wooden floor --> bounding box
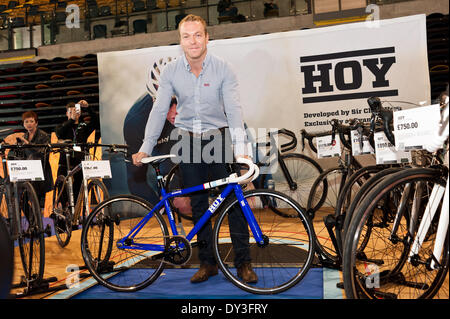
[11,227,91,299]
[9,210,449,299]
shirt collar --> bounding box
[182,52,211,72]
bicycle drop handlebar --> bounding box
[367,96,396,146]
[0,142,129,159]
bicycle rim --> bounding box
[262,153,322,211]
[213,189,315,294]
[52,177,72,247]
[82,179,109,224]
[307,167,345,262]
[344,168,449,299]
[81,195,169,292]
[17,182,45,284]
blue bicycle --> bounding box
[81,156,315,294]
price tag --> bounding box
[82,160,112,179]
[374,131,411,164]
[393,104,441,151]
[8,160,44,182]
[316,135,342,159]
[351,130,374,156]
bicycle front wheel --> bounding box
[343,168,449,299]
[17,182,45,284]
[52,175,72,247]
[213,189,315,294]
[306,167,346,261]
[259,153,323,212]
[81,195,169,292]
[81,178,109,223]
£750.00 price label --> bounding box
[393,104,441,151]
[8,160,44,182]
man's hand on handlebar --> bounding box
[132,152,149,167]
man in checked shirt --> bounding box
[132,14,257,284]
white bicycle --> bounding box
[342,96,449,299]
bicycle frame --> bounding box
[0,176,20,240]
[0,154,26,241]
[116,176,264,252]
[408,171,448,270]
[54,149,98,226]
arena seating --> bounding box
[0,53,99,135]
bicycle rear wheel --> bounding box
[213,189,315,294]
[165,164,194,222]
[81,178,109,224]
[334,165,386,254]
[81,195,169,292]
[17,182,45,285]
[306,167,346,261]
[259,153,323,214]
[343,168,449,299]
[52,175,72,247]
[341,167,404,242]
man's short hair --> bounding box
[178,14,208,35]
[66,102,76,109]
[22,111,38,122]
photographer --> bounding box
[55,100,99,197]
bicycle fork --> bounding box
[409,178,448,269]
[232,184,266,247]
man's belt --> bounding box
[185,127,228,138]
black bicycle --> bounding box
[0,142,47,293]
[50,142,128,247]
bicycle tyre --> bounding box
[258,152,323,214]
[165,164,195,222]
[81,178,110,224]
[306,167,346,261]
[17,182,45,284]
[52,175,72,247]
[213,189,315,294]
[342,167,404,242]
[343,168,449,299]
[81,195,169,292]
[334,165,387,254]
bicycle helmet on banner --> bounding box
[146,56,177,100]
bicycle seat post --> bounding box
[152,163,166,195]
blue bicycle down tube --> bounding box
[233,184,264,245]
[185,183,235,242]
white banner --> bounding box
[98,14,429,144]
[97,14,430,194]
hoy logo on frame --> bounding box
[300,47,398,104]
